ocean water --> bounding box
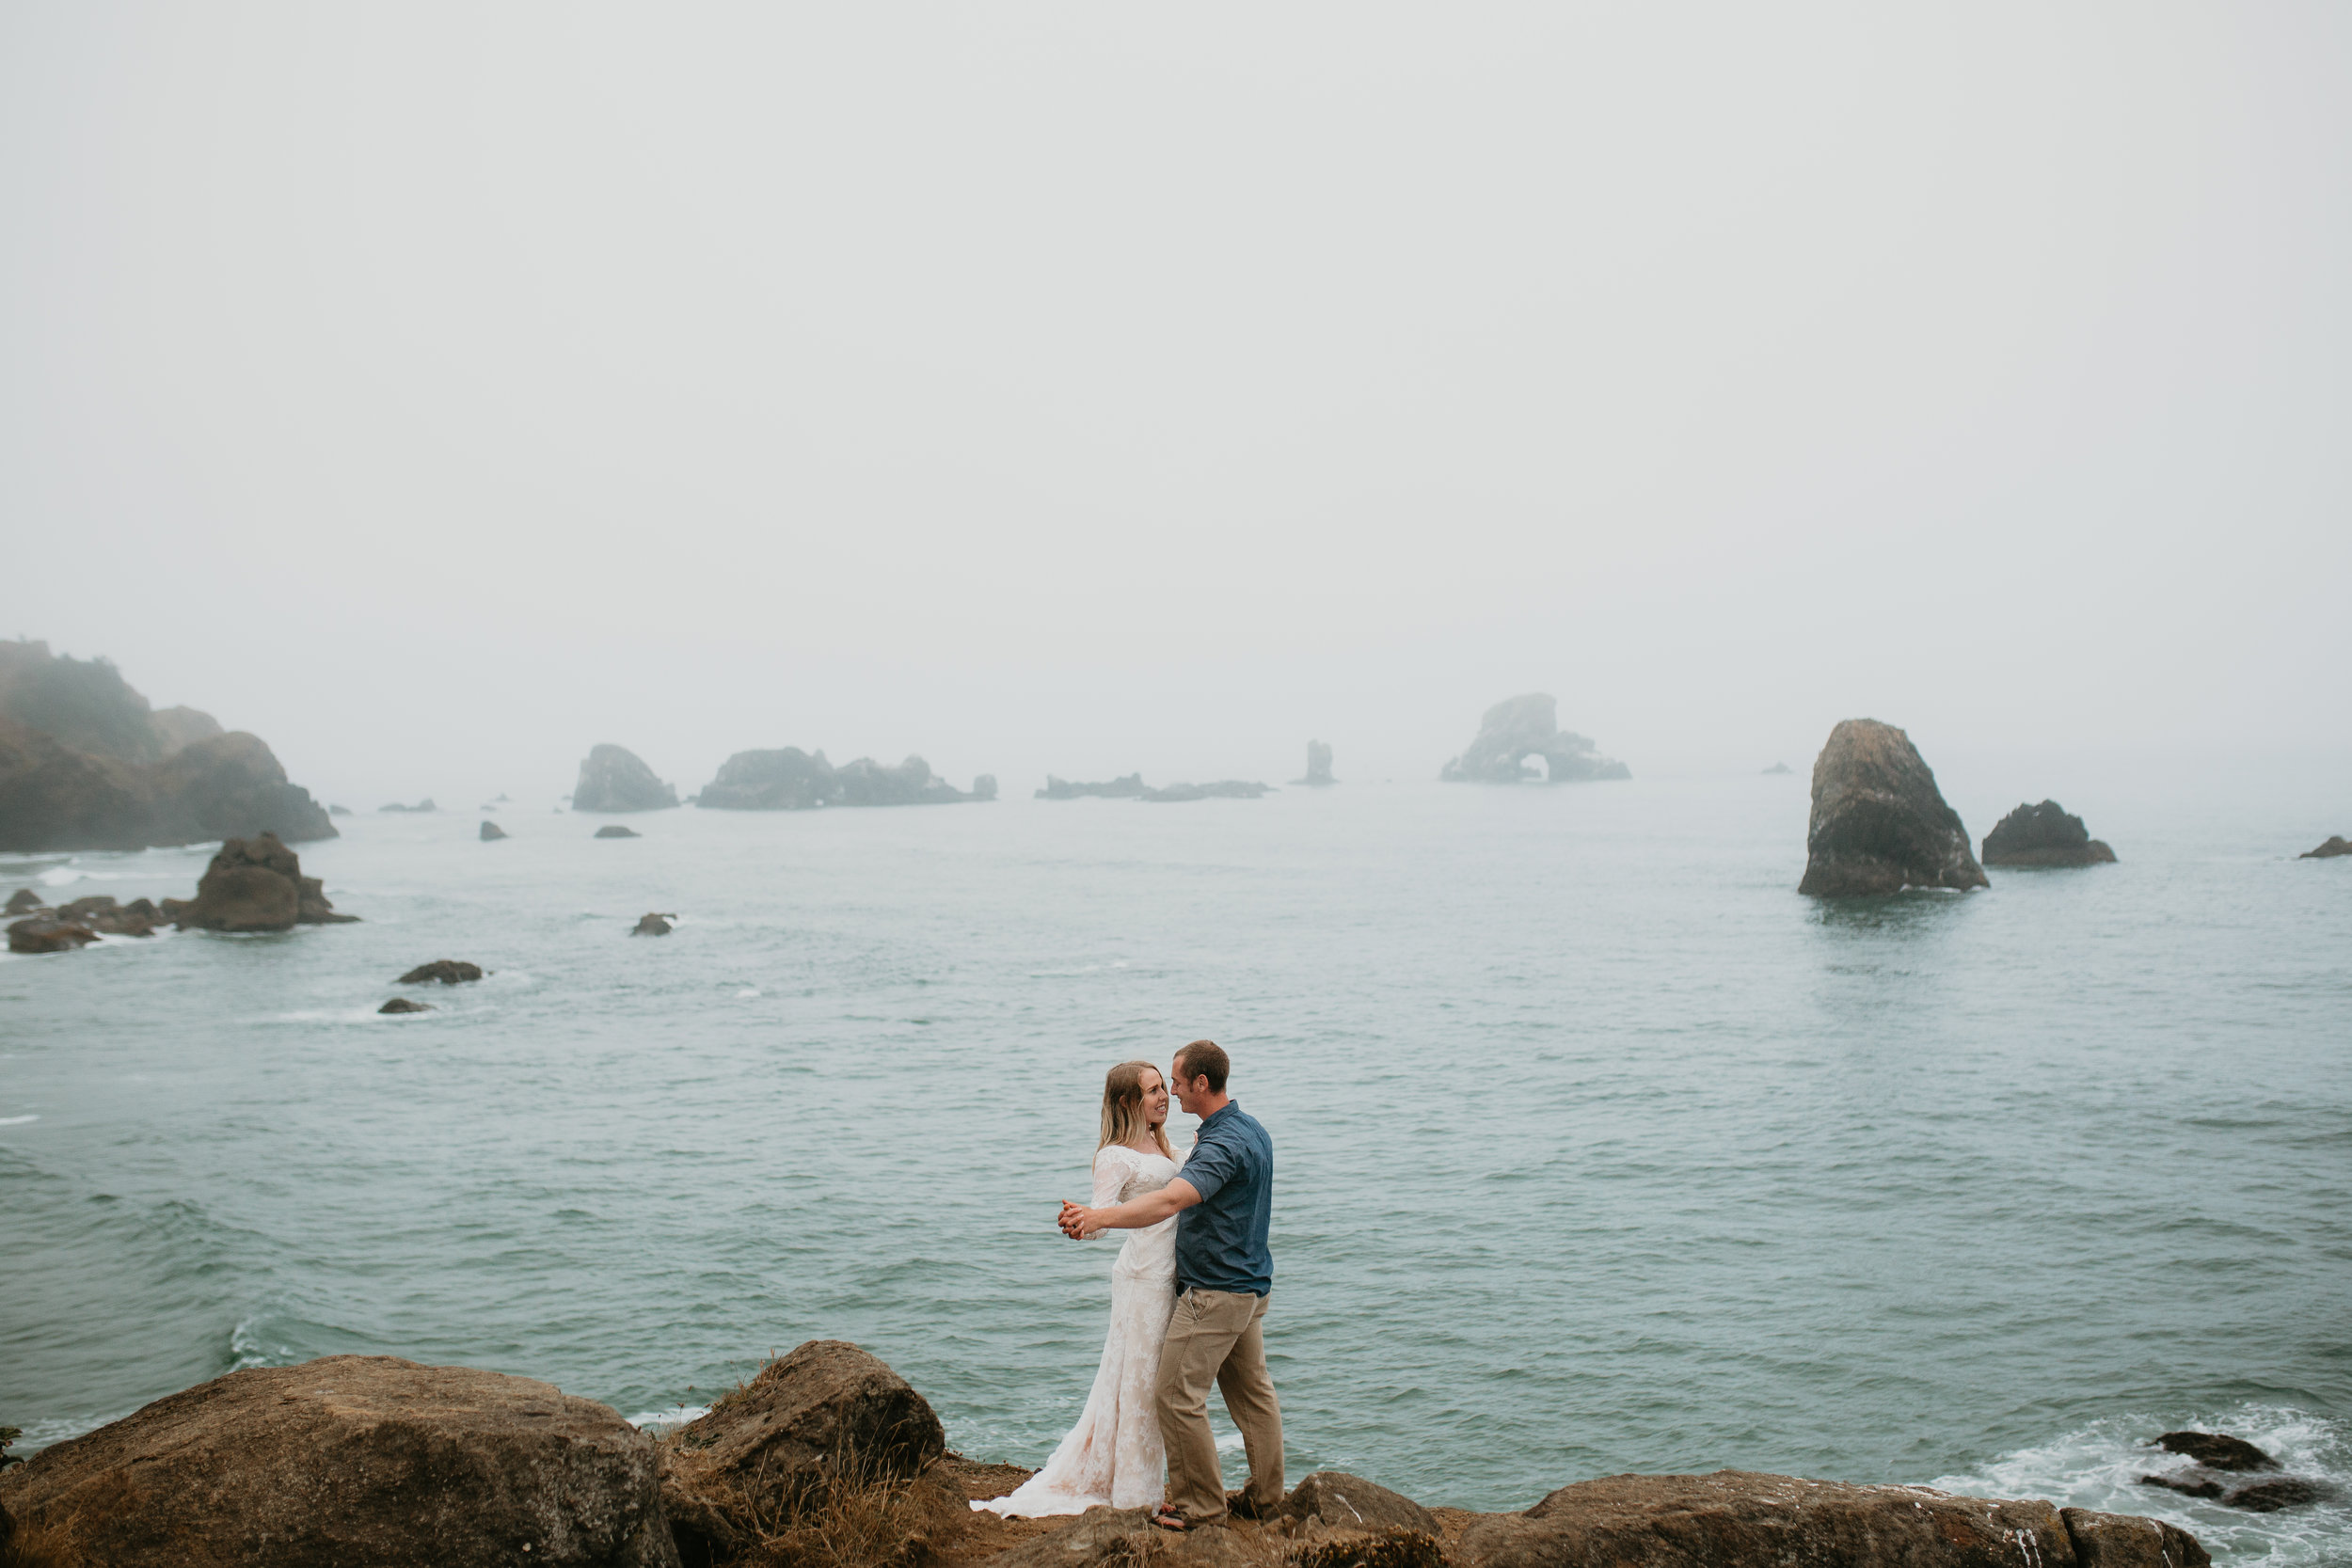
[3,777,2347,1563]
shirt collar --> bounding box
[1200,1100,1239,1131]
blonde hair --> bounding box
[1098,1059,1174,1160]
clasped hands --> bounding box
[1057,1200,1103,1240]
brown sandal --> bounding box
[1152,1507,1193,1533]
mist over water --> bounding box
[6,776,2346,1561]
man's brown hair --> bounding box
[1173,1038,1230,1094]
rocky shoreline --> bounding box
[0,1342,2222,1568]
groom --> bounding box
[1058,1038,1281,1531]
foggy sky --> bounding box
[5,5,2347,808]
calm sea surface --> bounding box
[4,777,2347,1562]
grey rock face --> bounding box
[2300,835,2351,859]
[1981,800,2117,867]
[481,820,509,841]
[1797,720,1987,896]
[1440,694,1629,784]
[572,744,678,813]
[698,748,988,809]
[0,1354,678,1568]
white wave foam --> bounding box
[628,1403,711,1432]
[736,988,761,998]
[1932,1405,2349,1566]
[0,1114,39,1125]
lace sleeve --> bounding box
[1089,1148,1131,1227]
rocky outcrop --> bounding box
[1456,1471,2206,1568]
[8,915,99,954]
[0,644,335,851]
[0,1354,678,1567]
[481,820,509,841]
[2063,1508,2219,1567]
[1143,781,1270,801]
[596,825,642,838]
[379,997,435,1014]
[1441,695,1629,784]
[2138,1429,2335,1513]
[658,1340,946,1568]
[380,798,437,813]
[400,959,485,984]
[1798,721,1987,896]
[632,913,675,936]
[1981,800,2117,867]
[2300,835,2350,859]
[1282,1471,1438,1535]
[168,833,357,931]
[1038,774,1147,800]
[1296,741,1335,787]
[5,888,40,915]
[698,750,992,810]
[573,745,679,814]
[148,705,224,756]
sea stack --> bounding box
[167,833,358,931]
[1440,694,1629,783]
[1798,720,1987,896]
[479,820,508,841]
[1981,800,2116,867]
[1300,740,1335,786]
[2300,836,2350,859]
[571,744,678,813]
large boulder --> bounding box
[1981,800,2116,867]
[596,824,642,839]
[8,915,99,955]
[481,820,510,841]
[1456,1472,2205,1568]
[148,731,337,846]
[2300,835,2350,859]
[1798,720,1988,896]
[1440,695,1629,784]
[178,834,304,931]
[1282,1472,1438,1535]
[0,1354,678,1567]
[573,745,679,813]
[658,1340,945,1567]
[399,959,485,984]
[5,887,40,914]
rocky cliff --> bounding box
[574,744,680,813]
[699,749,993,809]
[0,1344,2215,1568]
[1981,800,2117,867]
[1798,720,1987,896]
[0,641,334,851]
[1441,695,1629,784]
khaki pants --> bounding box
[1155,1287,1282,1525]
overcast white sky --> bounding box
[5,5,2346,804]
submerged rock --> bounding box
[631,912,674,936]
[1038,773,1147,800]
[1295,741,1336,787]
[658,1340,945,1568]
[2156,1432,2277,1472]
[2300,835,2350,859]
[595,824,642,839]
[1797,720,1987,896]
[58,895,157,937]
[572,744,679,814]
[1142,780,1269,801]
[1981,800,2117,867]
[398,959,485,985]
[698,748,992,810]
[2222,1479,2331,1512]
[1457,1471,2207,1568]
[0,1354,677,1568]
[480,820,509,841]
[378,997,435,1014]
[7,915,99,955]
[6,887,43,915]
[1440,694,1629,784]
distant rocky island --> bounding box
[1037,773,1146,800]
[698,748,995,809]
[2302,835,2350,859]
[573,743,678,812]
[1981,800,2117,867]
[1294,740,1334,786]
[0,640,334,852]
[1440,694,1629,783]
[1035,773,1271,801]
[1799,720,1988,896]
[1143,780,1268,801]
[0,1339,2217,1568]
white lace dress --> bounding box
[974,1141,1187,1515]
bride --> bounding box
[975,1060,1189,1516]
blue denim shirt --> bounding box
[1174,1101,1273,1296]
